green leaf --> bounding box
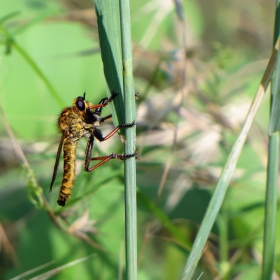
[94,0,137,279]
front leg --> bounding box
[89,91,118,115]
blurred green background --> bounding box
[0,0,278,279]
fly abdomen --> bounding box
[57,139,78,206]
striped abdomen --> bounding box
[57,139,78,206]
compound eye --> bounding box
[76,97,85,111]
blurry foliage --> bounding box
[0,0,279,279]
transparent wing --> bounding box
[49,134,65,192]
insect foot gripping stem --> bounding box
[120,151,139,160]
[119,120,136,128]
[108,151,139,163]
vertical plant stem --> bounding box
[262,135,279,280]
[94,0,137,278]
[119,0,137,279]
[218,207,229,280]
[262,3,280,278]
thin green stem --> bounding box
[94,0,137,278]
[262,135,279,280]
[119,0,137,279]
[261,4,280,277]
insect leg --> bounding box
[84,130,138,172]
[94,120,136,142]
[100,114,112,123]
[89,91,118,115]
[98,91,118,105]
[85,152,138,172]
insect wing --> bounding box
[50,134,65,192]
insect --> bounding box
[50,92,136,206]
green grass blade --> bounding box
[269,2,280,134]
[30,254,96,279]
[261,4,280,279]
[94,0,125,125]
[119,0,138,279]
[262,135,279,280]
[94,0,137,278]
[181,40,278,280]
[268,55,280,134]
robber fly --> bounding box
[50,92,136,206]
